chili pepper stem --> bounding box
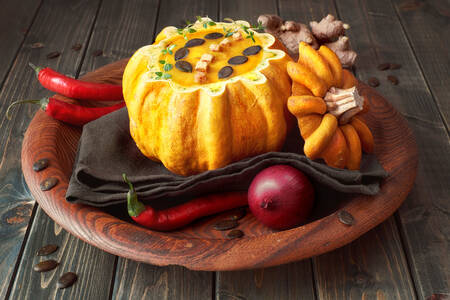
[6,98,49,120]
[28,62,43,77]
[122,173,146,217]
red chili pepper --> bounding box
[29,63,123,101]
[123,174,248,231]
[6,97,125,126]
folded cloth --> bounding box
[66,108,388,207]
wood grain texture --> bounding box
[219,0,277,22]
[0,0,41,89]
[8,208,116,300]
[79,0,160,76]
[21,34,417,274]
[112,262,212,299]
[216,261,315,300]
[0,0,102,298]
[279,1,418,298]
[335,0,450,298]
[392,0,450,129]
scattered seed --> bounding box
[185,38,205,48]
[33,259,58,272]
[37,244,58,256]
[337,210,354,226]
[57,272,78,289]
[377,63,390,71]
[31,42,44,49]
[40,177,58,191]
[368,77,380,87]
[204,32,224,39]
[46,51,60,59]
[218,66,233,79]
[72,43,82,51]
[228,208,247,221]
[387,75,399,85]
[228,56,248,65]
[175,60,193,73]
[174,47,189,60]
[227,229,244,239]
[213,219,238,231]
[243,45,262,56]
[389,63,401,70]
[33,158,49,172]
[92,49,103,57]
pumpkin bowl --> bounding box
[21,59,417,271]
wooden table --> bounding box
[0,0,448,299]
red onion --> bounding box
[248,165,315,230]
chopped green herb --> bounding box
[159,60,165,64]
[162,73,172,79]
[164,63,173,72]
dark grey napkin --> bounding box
[66,107,388,207]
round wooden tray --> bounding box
[22,59,417,271]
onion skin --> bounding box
[248,165,315,230]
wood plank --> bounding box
[216,0,315,298]
[278,0,418,299]
[216,262,315,300]
[83,0,218,298]
[391,0,450,129]
[333,0,450,298]
[0,0,41,89]
[314,218,416,299]
[79,0,159,75]
[8,208,116,299]
[112,262,212,299]
[0,0,108,298]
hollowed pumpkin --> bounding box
[123,18,292,176]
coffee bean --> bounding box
[185,38,205,48]
[204,32,224,39]
[46,51,60,59]
[72,43,82,51]
[33,259,58,272]
[228,56,248,65]
[227,229,244,239]
[57,272,78,289]
[174,47,189,60]
[37,244,58,256]
[92,49,103,57]
[426,294,450,300]
[31,42,44,49]
[387,75,399,85]
[213,219,238,231]
[218,66,233,79]
[337,210,354,226]
[40,177,58,191]
[243,45,262,56]
[228,208,247,221]
[175,60,192,73]
[368,77,380,87]
[33,158,49,172]
[377,63,390,71]
[389,63,401,70]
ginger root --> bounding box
[259,14,357,67]
[310,14,349,42]
[325,36,357,68]
[258,14,318,59]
